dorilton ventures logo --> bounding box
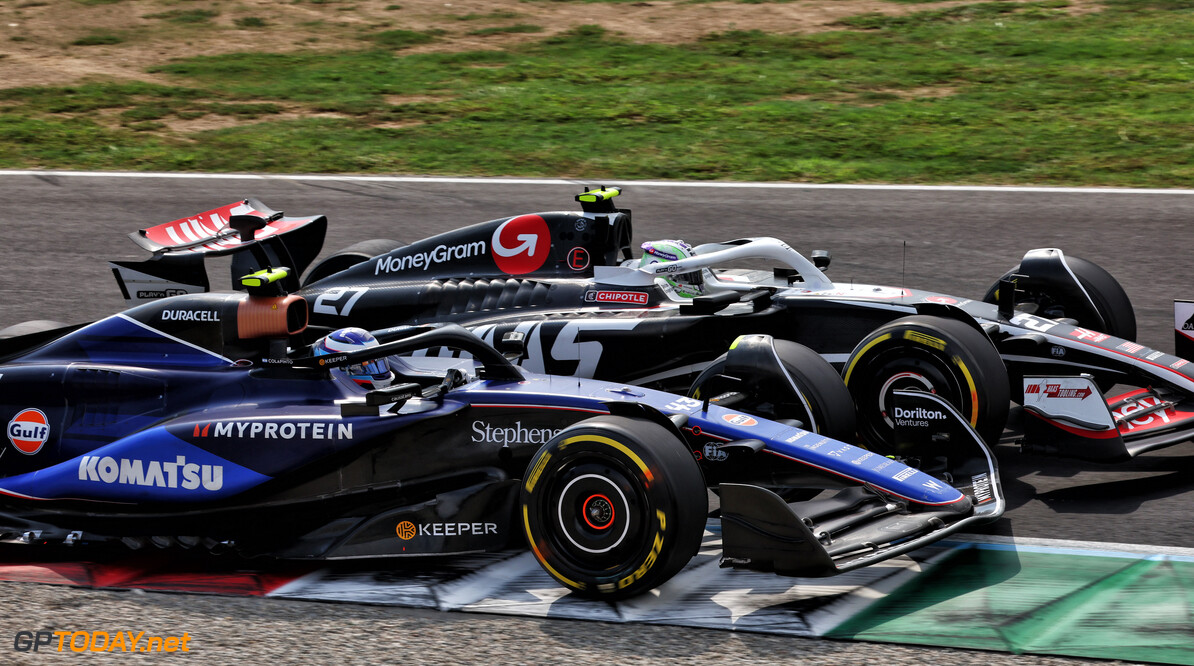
[892,406,946,427]
[893,407,946,420]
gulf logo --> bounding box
[7,408,50,455]
[722,413,758,427]
[492,215,550,274]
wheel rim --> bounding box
[856,348,965,445]
[876,371,935,428]
[542,454,647,572]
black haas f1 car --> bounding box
[0,266,1002,599]
[106,188,1193,464]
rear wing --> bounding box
[109,198,327,306]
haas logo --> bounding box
[492,215,550,274]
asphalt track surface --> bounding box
[0,172,1190,663]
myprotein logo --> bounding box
[7,409,49,455]
[193,421,353,440]
[492,215,550,274]
[584,290,649,306]
[374,240,487,275]
[161,310,219,322]
[78,455,223,491]
[395,520,498,539]
[893,406,945,427]
[471,421,562,445]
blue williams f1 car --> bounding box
[0,273,1002,598]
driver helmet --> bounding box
[638,239,704,298]
[315,327,394,389]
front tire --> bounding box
[982,254,1136,341]
[688,340,855,443]
[843,315,1009,450]
[520,415,706,600]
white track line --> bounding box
[2,170,1194,194]
[955,533,1194,559]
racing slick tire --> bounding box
[982,255,1136,342]
[843,315,1009,451]
[688,340,855,443]
[301,239,407,287]
[520,415,706,600]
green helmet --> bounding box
[638,240,704,298]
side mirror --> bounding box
[810,250,831,270]
[498,330,527,361]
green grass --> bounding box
[234,17,268,28]
[365,29,437,48]
[71,32,124,45]
[5,1,1194,185]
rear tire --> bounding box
[301,239,406,287]
[982,255,1136,341]
[688,340,855,443]
[520,415,706,600]
[843,315,1009,451]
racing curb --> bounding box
[0,526,1190,664]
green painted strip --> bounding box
[827,545,1194,665]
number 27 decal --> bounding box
[313,287,370,317]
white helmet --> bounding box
[638,240,704,298]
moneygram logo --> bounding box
[492,215,549,274]
[374,241,487,274]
